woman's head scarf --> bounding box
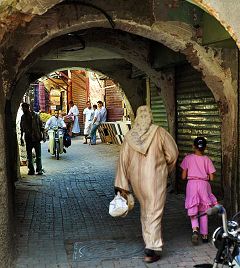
[125,105,158,155]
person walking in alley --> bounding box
[90,104,100,145]
[68,101,80,137]
[20,102,45,175]
[181,137,218,245]
[114,105,178,263]
[83,101,94,144]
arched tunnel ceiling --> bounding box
[27,28,182,78]
[42,47,123,62]
[31,58,131,77]
[27,29,140,76]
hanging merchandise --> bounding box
[38,82,45,112]
[34,84,39,112]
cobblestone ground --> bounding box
[15,137,217,268]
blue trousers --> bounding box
[90,123,99,144]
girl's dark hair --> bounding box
[194,137,207,151]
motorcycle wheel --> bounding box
[56,142,60,160]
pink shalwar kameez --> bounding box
[181,154,218,235]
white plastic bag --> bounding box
[109,192,128,217]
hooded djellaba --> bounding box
[114,105,178,263]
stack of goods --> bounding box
[39,112,51,123]
[98,123,119,144]
[98,121,131,145]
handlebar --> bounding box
[197,205,229,235]
[47,127,65,131]
[207,204,225,216]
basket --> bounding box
[64,115,74,123]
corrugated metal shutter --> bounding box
[71,70,87,134]
[150,81,168,130]
[176,64,222,191]
[105,80,124,122]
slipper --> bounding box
[192,230,199,245]
[144,248,161,263]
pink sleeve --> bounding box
[207,157,216,174]
[180,156,188,170]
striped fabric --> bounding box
[34,85,39,112]
[38,82,45,112]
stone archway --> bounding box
[3,5,235,207]
[0,2,239,266]
[0,2,235,211]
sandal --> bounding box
[192,230,199,245]
[202,235,209,243]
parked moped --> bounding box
[195,205,240,268]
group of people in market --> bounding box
[18,100,107,174]
[18,101,217,264]
[52,99,107,145]
[83,100,107,145]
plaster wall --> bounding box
[192,0,240,48]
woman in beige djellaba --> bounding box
[115,105,178,263]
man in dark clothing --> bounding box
[20,103,45,175]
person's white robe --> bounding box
[68,105,80,134]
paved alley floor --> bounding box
[15,137,217,268]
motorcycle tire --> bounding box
[56,142,60,160]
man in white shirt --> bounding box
[45,110,66,130]
[68,101,80,136]
[97,100,107,122]
[90,104,101,145]
[83,101,94,144]
[45,110,67,153]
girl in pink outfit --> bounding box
[181,137,217,245]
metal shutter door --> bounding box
[176,64,222,191]
[150,81,168,130]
